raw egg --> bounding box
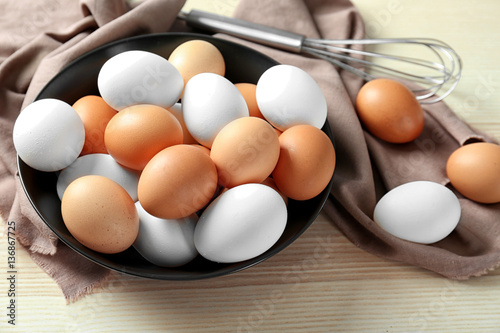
[194,183,287,263]
[138,144,218,219]
[446,142,500,204]
[256,64,327,131]
[56,153,139,201]
[356,78,424,143]
[168,39,225,91]
[97,50,183,110]
[104,104,183,170]
[210,117,280,188]
[72,95,117,155]
[133,202,198,267]
[182,72,249,147]
[61,175,139,254]
[272,124,336,201]
[13,98,85,172]
[235,83,264,119]
[374,181,461,244]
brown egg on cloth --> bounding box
[446,142,500,204]
[356,78,424,143]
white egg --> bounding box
[194,183,287,263]
[13,98,85,172]
[182,73,249,148]
[374,181,461,244]
[97,50,183,111]
[256,64,327,131]
[56,153,139,201]
[133,202,198,267]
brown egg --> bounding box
[168,40,225,91]
[356,78,424,143]
[138,144,218,219]
[446,142,500,204]
[272,125,336,201]
[210,117,280,188]
[104,104,183,170]
[235,83,264,119]
[61,175,139,254]
[72,95,117,155]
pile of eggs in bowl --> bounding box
[13,40,336,267]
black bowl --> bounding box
[17,32,334,280]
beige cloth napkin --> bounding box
[226,0,500,280]
[1,0,186,302]
[1,0,499,303]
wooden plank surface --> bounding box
[1,0,500,332]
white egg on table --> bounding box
[194,183,287,263]
[256,64,327,131]
[133,202,198,267]
[56,153,139,201]
[182,72,249,148]
[13,98,85,172]
[97,50,183,111]
[374,181,461,244]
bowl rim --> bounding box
[17,32,335,280]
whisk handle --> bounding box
[179,10,305,53]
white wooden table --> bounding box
[1,0,500,331]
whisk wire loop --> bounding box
[179,10,462,104]
[303,38,462,104]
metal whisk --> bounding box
[178,10,462,104]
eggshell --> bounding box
[194,183,287,263]
[235,83,264,119]
[182,73,249,148]
[374,181,461,244]
[138,144,218,219]
[72,95,117,155]
[356,78,424,143]
[168,39,225,92]
[104,104,183,170]
[210,117,280,188]
[190,143,211,155]
[61,175,139,254]
[261,177,288,206]
[167,102,197,144]
[133,202,198,267]
[272,125,336,201]
[13,98,85,172]
[256,64,327,131]
[56,153,139,201]
[97,50,183,110]
[446,142,500,204]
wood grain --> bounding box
[1,0,500,332]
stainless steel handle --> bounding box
[178,10,305,53]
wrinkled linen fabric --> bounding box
[0,0,186,302]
